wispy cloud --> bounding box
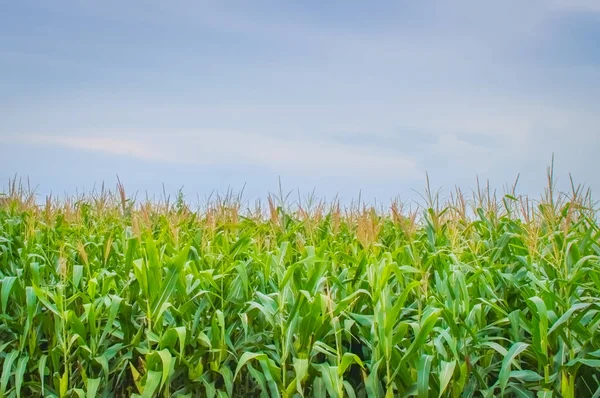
[26,135,169,161]
[4,131,421,180]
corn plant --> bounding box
[0,176,599,397]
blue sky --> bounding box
[1,1,599,204]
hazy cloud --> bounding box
[4,131,420,180]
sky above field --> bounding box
[1,1,599,204]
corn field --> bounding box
[0,177,599,397]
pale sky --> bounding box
[1,1,599,203]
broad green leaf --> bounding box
[15,355,28,398]
[339,353,364,376]
[417,354,433,398]
[439,360,456,397]
[87,378,101,398]
[1,276,17,314]
[0,350,18,396]
[499,342,529,395]
[234,352,267,380]
[141,370,162,398]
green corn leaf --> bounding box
[499,342,529,395]
[1,276,17,314]
[417,354,433,398]
[438,360,456,398]
[234,352,267,380]
[86,378,101,398]
[1,350,18,396]
[548,302,590,335]
[510,370,543,383]
[218,366,233,397]
[339,353,364,376]
[38,355,47,396]
[141,370,162,398]
[15,354,28,398]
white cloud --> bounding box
[29,135,168,161]
[3,131,421,180]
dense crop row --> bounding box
[0,179,599,397]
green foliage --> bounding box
[0,179,599,397]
